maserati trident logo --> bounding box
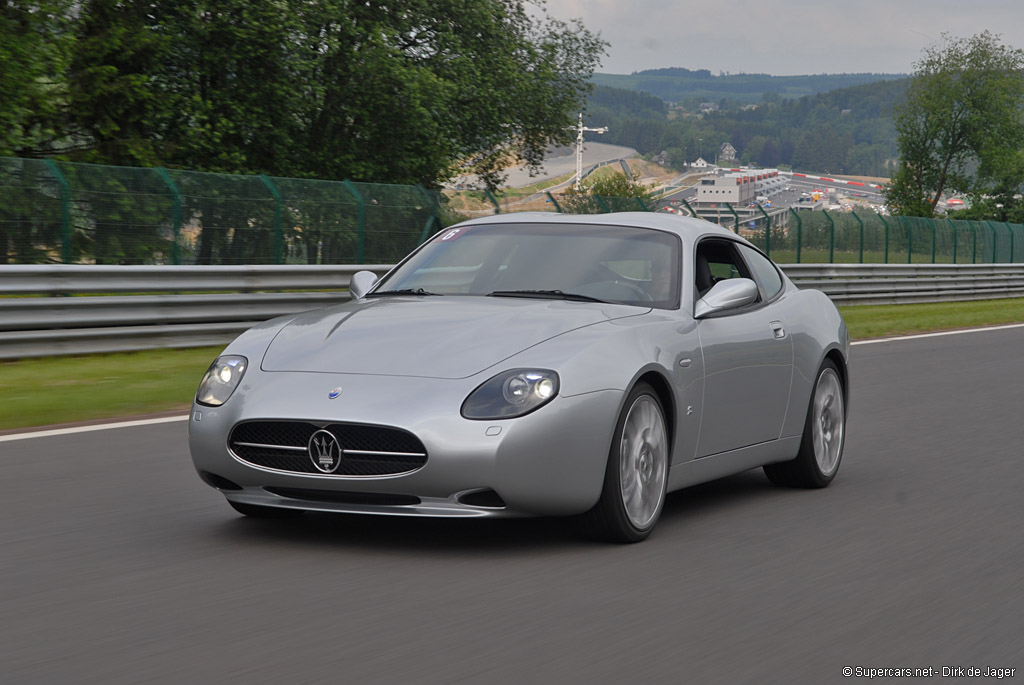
[328,387,342,399]
[308,429,342,473]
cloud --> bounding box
[539,0,1024,75]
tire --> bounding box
[228,500,305,519]
[764,359,845,488]
[582,382,670,543]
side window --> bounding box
[738,245,784,300]
[694,239,752,299]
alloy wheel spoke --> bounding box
[619,395,667,529]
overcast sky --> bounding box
[538,0,1024,76]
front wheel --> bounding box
[764,359,845,488]
[582,383,669,543]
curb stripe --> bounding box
[852,322,1024,346]
[0,415,188,443]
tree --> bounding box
[0,1,71,157]
[156,0,606,188]
[6,0,606,190]
[63,0,169,166]
[560,172,651,213]
[886,32,1024,217]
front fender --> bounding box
[782,288,849,438]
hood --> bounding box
[260,296,645,379]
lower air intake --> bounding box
[265,487,421,507]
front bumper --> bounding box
[188,371,623,517]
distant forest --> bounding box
[585,77,908,178]
[592,68,906,107]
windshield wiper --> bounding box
[365,287,441,297]
[487,289,608,303]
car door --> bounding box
[693,238,794,457]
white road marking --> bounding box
[851,322,1024,346]
[0,415,188,444]
[2,322,1023,442]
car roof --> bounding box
[453,211,749,249]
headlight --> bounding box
[461,369,559,420]
[195,355,248,407]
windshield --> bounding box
[373,222,681,309]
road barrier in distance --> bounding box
[2,263,1024,359]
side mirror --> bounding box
[694,278,759,319]
[349,270,379,300]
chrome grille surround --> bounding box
[228,420,428,477]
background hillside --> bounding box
[585,77,907,178]
[592,68,906,107]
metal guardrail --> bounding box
[0,265,389,360]
[2,264,1024,359]
[0,264,393,295]
[783,264,1024,305]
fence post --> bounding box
[595,196,611,213]
[822,209,835,263]
[789,208,802,263]
[949,219,958,264]
[43,159,72,263]
[879,213,890,263]
[415,184,440,243]
[984,221,998,262]
[342,180,366,263]
[998,222,1013,263]
[757,204,771,256]
[259,175,283,264]
[930,218,937,264]
[725,202,740,232]
[545,192,562,213]
[850,210,864,263]
[681,198,697,218]
[970,222,977,263]
[898,215,912,264]
[156,167,182,265]
[483,189,501,214]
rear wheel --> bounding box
[228,500,304,519]
[582,382,669,543]
[764,359,845,488]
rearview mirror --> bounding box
[694,278,759,319]
[349,270,379,300]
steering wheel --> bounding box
[611,279,654,302]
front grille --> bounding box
[229,421,427,476]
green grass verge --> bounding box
[839,297,1024,340]
[0,347,221,431]
[3,298,1024,431]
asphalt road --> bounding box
[3,327,1023,683]
[452,142,638,189]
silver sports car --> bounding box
[189,212,849,542]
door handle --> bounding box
[770,321,786,339]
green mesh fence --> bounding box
[0,158,66,263]
[0,157,447,265]
[57,161,177,265]
[348,182,439,263]
[268,175,361,265]
[166,169,279,265]
[755,209,1024,264]
[3,155,1024,265]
